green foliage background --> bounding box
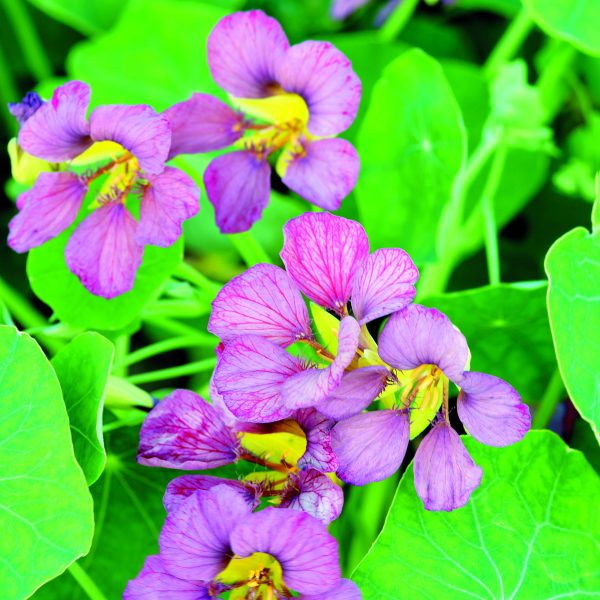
[0,0,599,598]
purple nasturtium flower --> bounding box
[137,389,343,524]
[163,10,362,233]
[207,211,531,511]
[6,82,200,298]
[125,485,361,599]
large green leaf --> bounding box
[422,283,555,404]
[545,207,600,439]
[0,326,93,599]
[65,0,230,109]
[523,0,600,57]
[27,228,182,331]
[51,333,114,485]
[353,431,600,599]
[356,48,467,263]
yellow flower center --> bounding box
[218,552,287,599]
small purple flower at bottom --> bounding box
[124,485,361,599]
[164,10,362,233]
[7,80,199,298]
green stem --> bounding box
[480,142,507,286]
[126,357,218,385]
[532,369,565,429]
[67,563,108,600]
[229,231,272,266]
[1,0,52,81]
[142,299,210,319]
[112,335,130,378]
[379,0,420,42]
[144,316,207,339]
[117,334,216,368]
[484,9,534,77]
[537,42,577,118]
[174,261,222,297]
[0,275,62,354]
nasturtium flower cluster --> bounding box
[7,83,199,298]
[164,10,362,233]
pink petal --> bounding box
[281,316,360,409]
[378,304,470,384]
[8,171,86,252]
[204,151,271,233]
[65,202,143,298]
[213,335,303,423]
[136,167,200,247]
[283,138,359,210]
[414,421,483,512]
[164,93,244,158]
[208,263,312,346]
[331,410,410,485]
[351,248,419,325]
[280,212,369,313]
[207,10,289,98]
[301,579,362,600]
[89,104,171,175]
[18,80,92,161]
[277,41,361,136]
[457,371,531,447]
[315,366,390,420]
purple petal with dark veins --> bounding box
[160,485,251,581]
[213,335,303,423]
[351,248,419,325]
[332,409,409,485]
[301,578,362,600]
[138,389,240,470]
[8,171,86,253]
[414,421,483,512]
[281,212,369,313]
[208,263,311,347]
[457,371,531,447]
[280,468,343,524]
[295,408,339,473]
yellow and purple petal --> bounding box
[18,81,92,161]
[137,167,199,247]
[8,171,86,253]
[204,150,271,233]
[229,507,341,595]
[351,248,419,325]
[282,138,359,210]
[457,371,531,447]
[331,409,410,485]
[164,93,244,158]
[213,335,303,422]
[279,468,343,525]
[208,264,312,346]
[295,408,339,473]
[160,485,252,581]
[413,421,483,512]
[65,202,143,299]
[281,213,369,313]
[378,304,470,384]
[89,104,171,175]
[276,41,361,136]
[138,389,240,470]
[207,10,289,98]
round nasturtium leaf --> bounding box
[0,326,94,600]
[545,214,600,439]
[353,431,600,599]
[27,231,183,331]
[51,332,114,485]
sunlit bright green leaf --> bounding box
[0,326,93,599]
[353,431,600,598]
[545,206,600,439]
[356,48,467,263]
[51,333,114,485]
